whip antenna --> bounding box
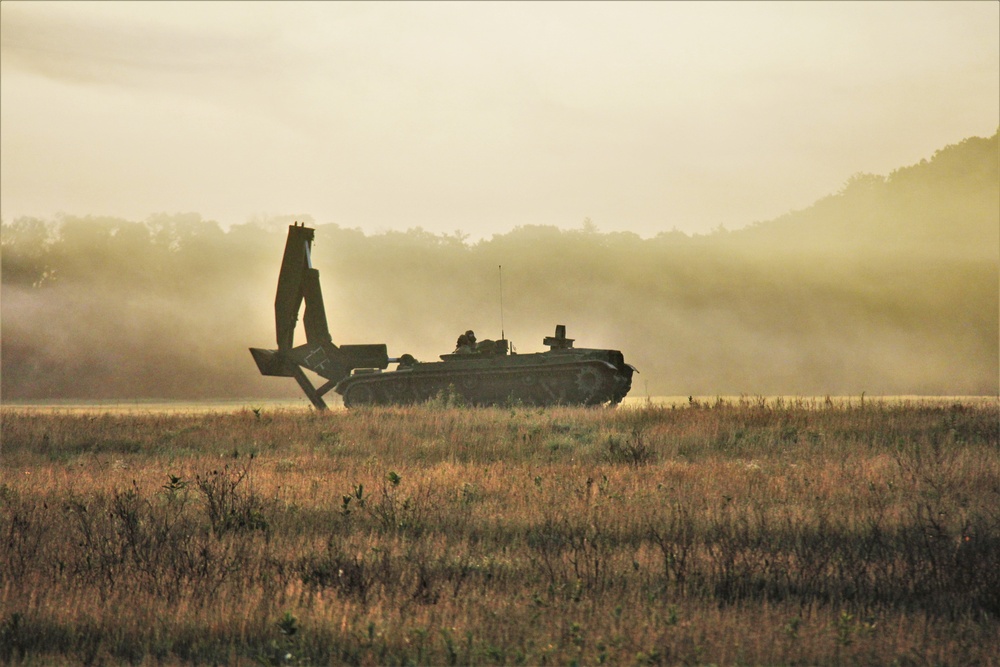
[499,265,505,340]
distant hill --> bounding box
[732,131,999,259]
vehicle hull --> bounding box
[336,350,634,407]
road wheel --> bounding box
[343,382,376,407]
[575,366,604,401]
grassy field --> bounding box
[1,397,998,665]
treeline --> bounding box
[2,132,997,399]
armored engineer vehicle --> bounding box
[250,223,636,409]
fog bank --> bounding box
[2,133,997,400]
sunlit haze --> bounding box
[2,1,997,238]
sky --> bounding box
[1,1,997,239]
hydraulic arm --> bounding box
[249,223,389,409]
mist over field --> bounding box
[2,132,998,400]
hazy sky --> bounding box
[2,1,997,238]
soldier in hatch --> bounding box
[455,330,477,353]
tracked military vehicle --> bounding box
[250,224,635,409]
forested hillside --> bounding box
[2,132,997,400]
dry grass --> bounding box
[2,398,998,665]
